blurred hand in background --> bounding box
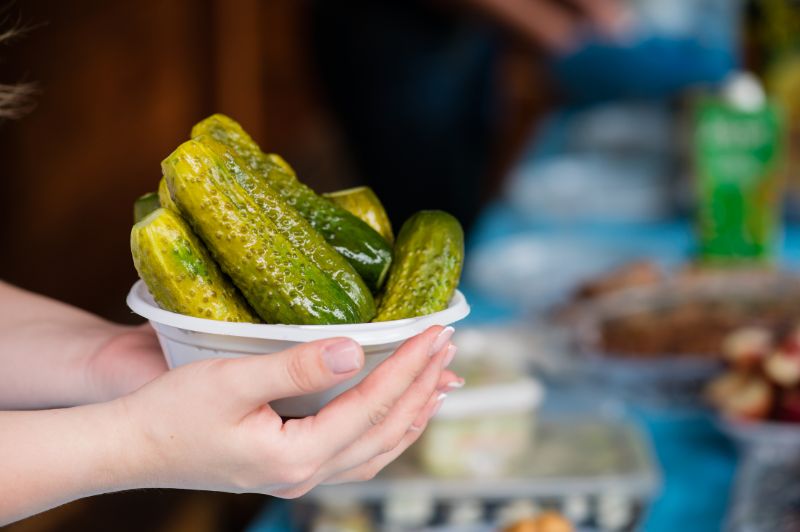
[464,0,630,52]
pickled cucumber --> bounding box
[162,139,363,325]
[196,135,375,322]
[191,114,393,291]
[133,192,161,224]
[324,186,394,244]
[374,211,464,321]
[130,208,257,322]
[158,176,178,212]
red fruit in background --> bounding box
[764,350,800,388]
[707,371,749,406]
[776,390,800,423]
[722,327,773,371]
[781,325,800,354]
[707,372,774,421]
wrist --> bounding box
[92,396,160,493]
[0,400,156,524]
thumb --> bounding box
[225,337,364,408]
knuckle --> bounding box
[368,399,392,427]
[286,354,317,393]
[377,439,396,455]
[385,428,408,453]
[204,357,234,374]
[378,428,405,455]
[276,484,313,499]
[230,474,256,494]
[279,461,319,486]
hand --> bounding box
[84,323,168,403]
[0,281,168,409]
[465,0,631,52]
[118,326,460,497]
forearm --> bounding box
[0,281,119,408]
[0,401,148,525]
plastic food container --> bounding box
[416,378,543,478]
[410,327,545,478]
[718,417,800,451]
[282,414,660,532]
[126,280,470,417]
[726,441,800,531]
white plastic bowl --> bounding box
[127,280,470,417]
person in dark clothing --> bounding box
[310,0,626,229]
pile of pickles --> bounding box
[131,114,464,325]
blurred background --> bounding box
[0,0,548,322]
[6,0,800,530]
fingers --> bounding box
[314,343,451,477]
[283,326,453,463]
[467,0,579,52]
[324,429,425,485]
[437,369,462,392]
[467,0,630,52]
[324,392,446,485]
[220,337,364,410]
[569,0,631,36]
[272,395,439,497]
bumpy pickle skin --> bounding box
[191,114,393,292]
[130,208,258,322]
[374,211,464,322]
[158,176,179,212]
[162,139,362,325]
[196,135,376,322]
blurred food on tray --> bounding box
[567,269,800,360]
[501,511,573,532]
[708,323,800,423]
[571,261,664,303]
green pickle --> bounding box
[162,139,364,325]
[158,176,179,212]
[324,186,395,244]
[375,211,464,322]
[130,208,257,322]
[196,135,375,322]
[191,114,393,292]
[133,192,161,223]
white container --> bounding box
[417,377,544,478]
[126,280,470,417]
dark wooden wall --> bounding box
[0,0,355,322]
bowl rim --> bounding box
[127,280,470,345]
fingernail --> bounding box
[431,393,447,417]
[429,326,455,356]
[441,344,457,368]
[447,378,465,389]
[322,339,362,374]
